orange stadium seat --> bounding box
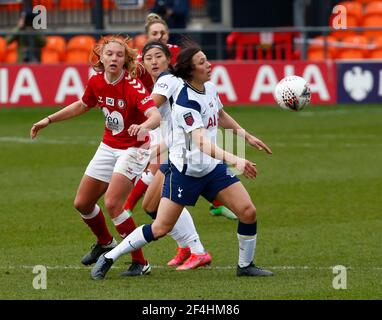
[354,0,379,4]
[65,35,95,63]
[32,0,54,9]
[330,1,363,39]
[133,34,147,51]
[41,36,66,64]
[336,35,369,59]
[362,1,382,39]
[60,0,91,10]
[307,35,337,60]
[5,41,17,63]
[0,37,6,62]
[369,36,382,58]
[191,0,205,8]
[103,0,116,9]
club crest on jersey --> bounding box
[183,112,194,126]
[117,99,126,109]
[106,97,114,107]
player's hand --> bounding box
[128,124,150,137]
[235,158,257,179]
[247,135,272,155]
[30,117,50,139]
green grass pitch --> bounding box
[0,104,381,300]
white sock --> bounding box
[237,234,257,268]
[141,171,154,185]
[105,226,147,261]
[167,208,203,252]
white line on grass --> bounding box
[0,136,99,145]
[1,265,381,271]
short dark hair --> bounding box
[173,46,201,81]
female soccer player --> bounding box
[30,36,161,277]
[91,46,274,280]
[137,41,212,270]
[126,13,237,253]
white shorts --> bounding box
[85,142,151,183]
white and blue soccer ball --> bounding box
[274,75,311,111]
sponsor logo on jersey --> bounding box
[117,99,125,109]
[156,82,168,90]
[183,112,194,126]
[140,96,153,105]
[106,97,114,107]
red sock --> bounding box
[212,200,224,207]
[124,178,149,211]
[115,216,147,265]
[81,208,113,246]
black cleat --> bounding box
[81,238,117,266]
[237,262,274,277]
[91,254,114,280]
[120,262,151,277]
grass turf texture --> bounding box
[0,105,381,300]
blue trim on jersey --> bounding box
[176,86,201,113]
[157,71,171,80]
[169,96,174,108]
[238,221,257,236]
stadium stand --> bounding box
[226,31,300,60]
[41,36,67,64]
[307,35,337,60]
[65,35,96,63]
[369,35,382,58]
[0,36,6,62]
[5,41,17,63]
[362,1,382,39]
[335,34,369,59]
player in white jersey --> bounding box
[138,41,212,270]
[91,46,274,279]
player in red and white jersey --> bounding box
[30,36,161,277]
[136,13,181,95]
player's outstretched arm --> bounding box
[30,100,89,139]
[192,128,257,179]
[127,107,161,137]
[218,109,272,155]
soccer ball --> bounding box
[274,76,311,111]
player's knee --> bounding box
[152,222,172,238]
[73,198,92,215]
[240,204,257,224]
[104,197,122,218]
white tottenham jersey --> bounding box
[151,72,184,147]
[170,81,223,177]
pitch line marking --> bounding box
[1,265,381,271]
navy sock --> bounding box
[146,211,157,219]
[142,224,156,242]
[237,221,257,236]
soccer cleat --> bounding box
[167,247,191,267]
[91,254,114,280]
[120,262,151,277]
[81,238,118,266]
[176,252,212,271]
[236,262,273,277]
[209,204,237,220]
